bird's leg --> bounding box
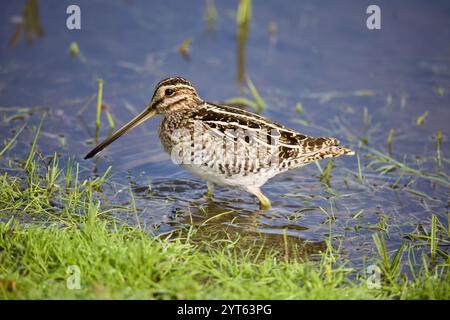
[249,188,271,210]
[204,181,215,199]
[257,192,271,210]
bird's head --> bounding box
[150,77,201,115]
[84,76,200,159]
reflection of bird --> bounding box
[85,77,354,209]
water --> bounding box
[0,0,449,268]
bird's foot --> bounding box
[204,190,213,199]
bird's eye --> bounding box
[165,88,174,96]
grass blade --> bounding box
[0,124,26,157]
[95,79,103,129]
[25,113,45,170]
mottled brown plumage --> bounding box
[85,77,354,209]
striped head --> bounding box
[84,76,200,159]
[150,77,201,115]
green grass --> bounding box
[95,79,103,130]
[416,111,429,126]
[1,212,448,299]
[236,0,251,84]
[225,77,266,112]
[387,128,394,151]
[69,41,80,57]
[0,123,25,157]
[0,218,373,299]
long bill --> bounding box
[84,107,156,159]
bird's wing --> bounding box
[193,103,352,167]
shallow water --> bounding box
[0,0,449,268]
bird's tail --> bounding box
[310,145,355,162]
[288,136,354,168]
[329,145,355,156]
[296,138,355,165]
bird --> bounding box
[85,77,354,209]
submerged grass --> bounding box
[178,38,192,61]
[204,0,217,32]
[363,146,449,186]
[436,129,442,166]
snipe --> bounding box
[85,77,354,209]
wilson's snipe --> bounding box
[85,77,354,209]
